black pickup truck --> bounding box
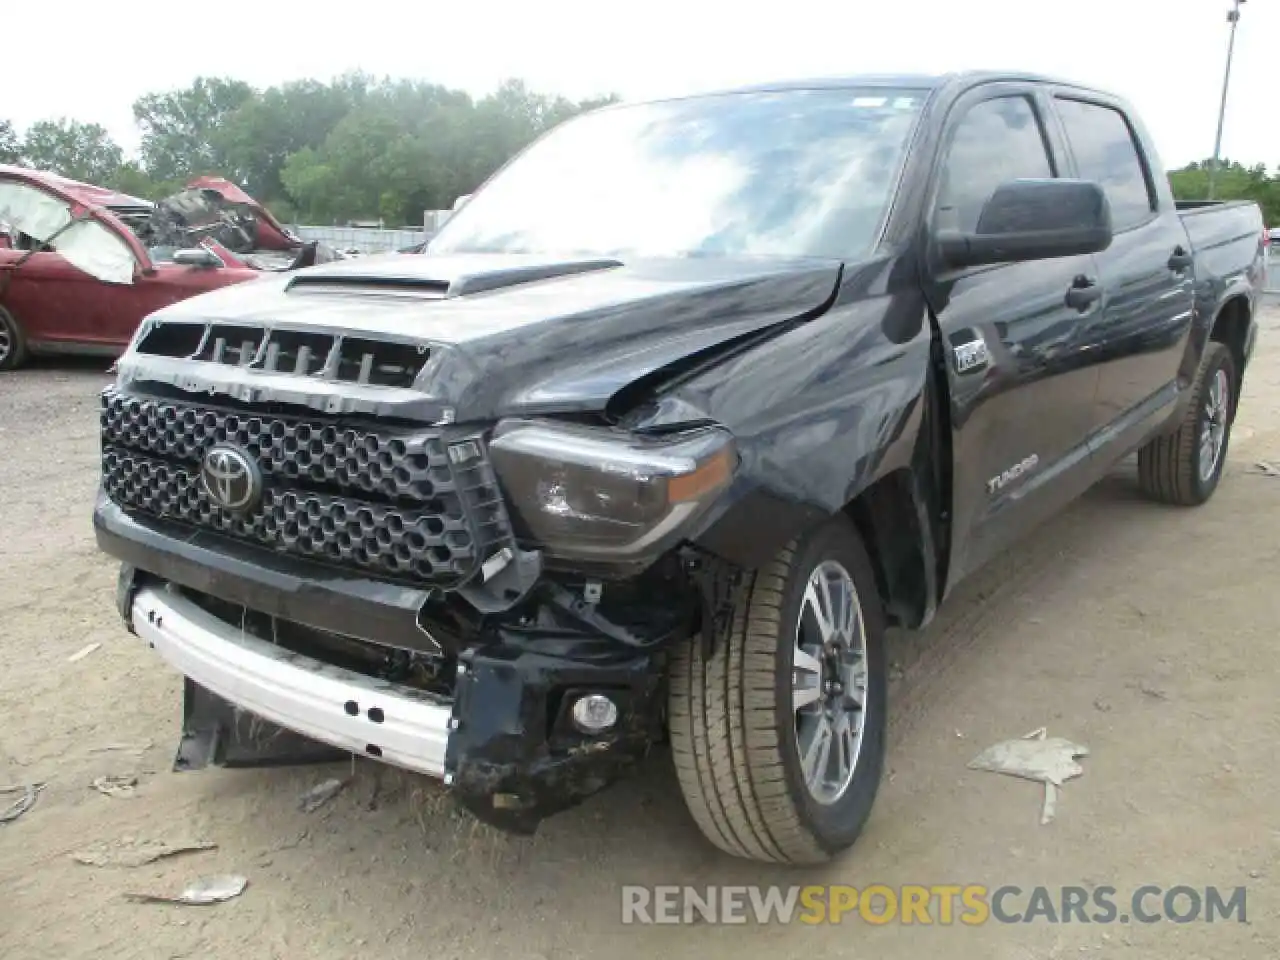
[95,72,1266,864]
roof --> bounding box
[0,164,152,212]
[636,71,1112,103]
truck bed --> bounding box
[1176,199,1265,281]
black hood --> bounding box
[120,252,843,423]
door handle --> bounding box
[1168,246,1193,272]
[1064,275,1102,312]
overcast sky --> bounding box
[4,0,1276,170]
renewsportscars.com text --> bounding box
[620,884,1248,926]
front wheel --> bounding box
[1137,342,1237,506]
[669,516,887,864]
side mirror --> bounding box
[452,194,472,212]
[173,247,221,268]
[937,179,1113,270]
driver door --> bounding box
[0,176,146,351]
[920,84,1104,586]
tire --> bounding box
[0,306,28,371]
[669,516,887,864]
[1136,342,1237,506]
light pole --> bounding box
[1207,0,1245,199]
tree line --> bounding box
[1,77,1276,228]
[1167,161,1280,226]
[0,75,616,226]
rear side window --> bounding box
[934,96,1053,235]
[1054,98,1154,230]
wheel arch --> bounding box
[1209,294,1251,418]
[0,302,29,369]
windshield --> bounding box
[429,87,927,261]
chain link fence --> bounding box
[291,225,429,254]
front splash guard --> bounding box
[174,678,348,771]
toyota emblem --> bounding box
[200,444,263,513]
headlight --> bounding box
[488,419,736,563]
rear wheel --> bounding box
[1136,342,1236,506]
[669,516,887,864]
[0,306,28,371]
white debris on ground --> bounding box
[66,642,101,662]
[91,775,138,798]
[968,727,1089,825]
[124,874,249,905]
[71,837,217,867]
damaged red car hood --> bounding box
[161,176,300,253]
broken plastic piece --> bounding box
[125,874,248,905]
[968,727,1088,825]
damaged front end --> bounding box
[96,362,746,834]
[107,525,739,833]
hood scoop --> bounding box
[285,257,623,300]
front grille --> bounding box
[99,387,512,586]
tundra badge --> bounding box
[987,454,1040,495]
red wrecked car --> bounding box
[0,166,339,369]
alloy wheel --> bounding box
[792,559,870,805]
[1199,367,1231,483]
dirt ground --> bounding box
[2,306,1279,960]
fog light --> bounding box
[571,694,619,734]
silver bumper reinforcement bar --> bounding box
[131,585,453,777]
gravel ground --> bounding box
[2,306,1279,959]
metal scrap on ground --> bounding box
[1253,461,1280,477]
[72,837,217,867]
[124,874,249,906]
[968,727,1089,825]
[0,782,46,824]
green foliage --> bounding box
[211,74,372,204]
[0,120,19,164]
[3,74,616,222]
[1168,159,1280,226]
[277,78,618,223]
[20,119,124,184]
[132,77,256,183]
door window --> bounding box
[934,96,1054,235]
[0,179,137,283]
[1054,98,1154,231]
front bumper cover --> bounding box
[121,568,668,834]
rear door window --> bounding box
[1054,98,1155,231]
